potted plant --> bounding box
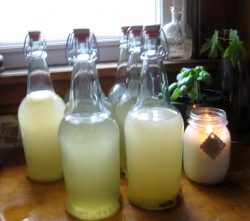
[169,66,212,103]
[200,29,250,134]
[169,65,221,125]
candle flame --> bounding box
[205,114,210,119]
[205,125,213,134]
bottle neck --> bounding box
[71,60,102,113]
[128,33,141,54]
[141,34,165,60]
[116,43,128,84]
[27,57,54,94]
[137,59,170,107]
[137,33,170,106]
[126,46,141,98]
[171,6,184,23]
[73,40,91,61]
[70,40,105,114]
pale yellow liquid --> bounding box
[59,113,120,220]
[18,90,65,182]
[124,107,184,210]
[114,99,136,177]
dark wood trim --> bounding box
[187,0,237,58]
[186,0,199,57]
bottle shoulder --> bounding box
[63,112,117,125]
[128,106,183,122]
[19,90,65,108]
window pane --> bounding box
[0,0,157,45]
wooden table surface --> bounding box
[1,143,250,221]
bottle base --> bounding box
[186,175,226,186]
[128,191,181,211]
[65,199,121,220]
[27,174,63,183]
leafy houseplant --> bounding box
[200,29,246,67]
[168,66,217,126]
[169,66,212,103]
[200,29,250,134]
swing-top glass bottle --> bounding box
[108,26,129,106]
[114,25,143,178]
[18,31,65,182]
[59,29,120,220]
[124,25,184,210]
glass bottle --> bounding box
[162,6,192,60]
[58,29,120,220]
[108,26,129,106]
[18,31,65,182]
[220,57,250,137]
[114,25,143,178]
[124,25,184,210]
[184,107,231,184]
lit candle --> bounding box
[183,107,231,185]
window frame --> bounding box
[0,0,175,69]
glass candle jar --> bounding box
[184,107,231,185]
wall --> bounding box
[187,0,236,57]
[236,0,250,63]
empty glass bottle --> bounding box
[108,26,129,107]
[162,6,192,60]
[59,29,120,220]
[114,25,143,178]
[124,25,184,210]
[18,31,65,182]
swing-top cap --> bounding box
[129,25,143,35]
[143,25,161,37]
[73,28,90,41]
[28,31,41,41]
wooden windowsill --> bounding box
[0,59,219,115]
[0,59,220,80]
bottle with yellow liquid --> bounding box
[59,29,120,220]
[114,25,143,177]
[124,25,184,210]
[18,31,65,182]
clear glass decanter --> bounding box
[114,25,143,178]
[59,29,120,220]
[162,6,192,60]
[18,31,65,182]
[124,25,184,210]
[108,26,129,106]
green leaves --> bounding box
[200,30,224,59]
[224,39,246,67]
[200,29,246,68]
[229,29,239,41]
[169,66,212,103]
